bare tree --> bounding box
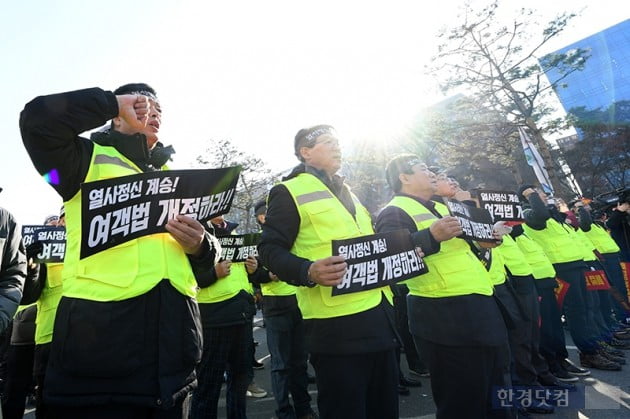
[427,0,589,195]
[196,139,278,232]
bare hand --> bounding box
[307,256,347,286]
[617,202,630,212]
[269,271,279,281]
[244,255,258,274]
[116,94,150,129]
[429,216,463,242]
[215,260,232,278]
[165,214,206,256]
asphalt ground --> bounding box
[23,312,630,418]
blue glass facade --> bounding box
[541,19,630,119]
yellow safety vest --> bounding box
[384,196,494,297]
[62,143,197,301]
[500,234,533,276]
[515,234,556,279]
[282,173,392,319]
[575,229,597,262]
[196,261,250,304]
[584,224,620,254]
[523,219,584,264]
[261,278,297,297]
[488,247,508,286]
[35,262,63,344]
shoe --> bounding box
[614,330,630,340]
[522,400,554,414]
[307,372,316,384]
[408,368,430,379]
[599,350,626,365]
[397,384,410,396]
[609,338,630,350]
[252,360,265,370]
[246,382,268,398]
[549,368,579,382]
[599,342,625,357]
[561,358,591,376]
[539,375,577,391]
[399,375,422,387]
[579,352,622,371]
[298,409,319,419]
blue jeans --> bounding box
[265,307,311,419]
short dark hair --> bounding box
[294,124,335,162]
[385,154,422,193]
[113,83,157,99]
[254,200,267,216]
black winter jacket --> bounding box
[0,207,27,333]
[20,87,218,408]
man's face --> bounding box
[116,97,162,149]
[300,134,342,175]
[401,162,437,196]
[435,173,457,198]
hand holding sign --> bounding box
[429,216,463,242]
[244,255,258,274]
[216,260,232,278]
[165,214,206,256]
[308,256,347,286]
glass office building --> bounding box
[541,19,630,120]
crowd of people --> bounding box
[0,83,628,419]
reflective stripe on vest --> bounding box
[523,219,584,264]
[584,224,620,254]
[62,143,197,301]
[515,234,556,279]
[35,262,64,344]
[385,196,493,298]
[500,234,533,276]
[283,173,392,319]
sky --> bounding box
[1,0,628,224]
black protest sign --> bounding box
[217,233,261,262]
[80,167,241,259]
[331,229,427,296]
[445,199,497,243]
[478,190,524,222]
[22,225,66,263]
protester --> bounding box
[20,84,219,418]
[253,200,316,419]
[0,205,26,334]
[190,215,265,419]
[375,154,512,419]
[519,186,620,370]
[258,125,399,419]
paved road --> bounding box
[24,313,630,418]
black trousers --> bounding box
[416,338,515,419]
[190,323,250,419]
[310,349,398,419]
[393,286,424,373]
[534,280,569,371]
[50,398,187,419]
[1,343,34,419]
